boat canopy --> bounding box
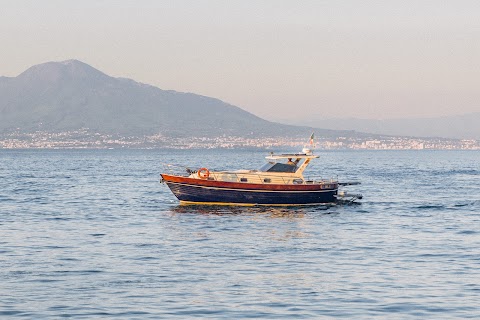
[258,153,318,173]
[265,153,319,160]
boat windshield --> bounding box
[259,162,297,173]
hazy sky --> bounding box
[1,0,480,120]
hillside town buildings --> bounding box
[0,130,479,150]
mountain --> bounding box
[287,113,480,140]
[0,60,351,139]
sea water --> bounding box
[0,149,479,319]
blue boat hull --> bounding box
[165,181,338,205]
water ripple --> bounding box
[0,149,479,318]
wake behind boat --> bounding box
[160,136,362,206]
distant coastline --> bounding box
[1,129,478,150]
[2,60,479,149]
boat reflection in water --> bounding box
[168,203,324,217]
[160,140,362,206]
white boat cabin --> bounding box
[188,152,324,185]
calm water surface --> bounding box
[0,149,479,319]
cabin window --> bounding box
[263,178,271,183]
[268,163,297,173]
[240,178,248,182]
[259,162,275,172]
[259,162,297,173]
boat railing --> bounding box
[161,163,193,176]
[161,164,337,185]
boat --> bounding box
[160,138,362,206]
